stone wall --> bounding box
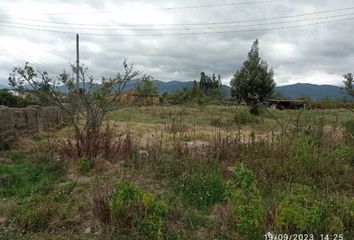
[0,105,70,149]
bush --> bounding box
[227,163,264,239]
[95,181,168,239]
[0,90,28,107]
[173,171,225,208]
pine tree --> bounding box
[230,39,275,105]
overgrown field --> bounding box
[1,106,353,240]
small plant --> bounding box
[173,170,225,208]
[275,185,322,233]
[274,185,354,235]
[95,181,168,239]
[234,109,254,125]
[227,163,264,239]
[76,157,94,173]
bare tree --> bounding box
[9,61,140,159]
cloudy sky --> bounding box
[0,0,354,87]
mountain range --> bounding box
[0,81,351,101]
[152,81,351,101]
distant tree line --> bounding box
[161,72,224,105]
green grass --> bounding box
[0,152,66,198]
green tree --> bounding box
[135,75,157,96]
[135,75,158,105]
[343,73,354,97]
[230,39,275,106]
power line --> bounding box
[1,12,354,31]
[1,16,354,37]
[6,0,281,16]
[1,6,354,27]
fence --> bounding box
[0,105,70,149]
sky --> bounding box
[0,0,354,87]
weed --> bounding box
[0,157,66,198]
[173,170,225,209]
[227,163,264,239]
[94,181,168,239]
[76,157,94,173]
[234,109,254,125]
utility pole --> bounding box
[76,33,80,122]
[76,33,80,92]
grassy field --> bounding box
[0,105,353,239]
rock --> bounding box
[84,226,92,234]
[0,217,7,226]
[138,150,149,158]
[226,167,235,173]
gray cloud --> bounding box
[0,0,354,87]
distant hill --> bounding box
[14,80,353,101]
[153,80,194,94]
[151,81,352,100]
[0,84,8,89]
[276,83,352,100]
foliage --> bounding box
[275,185,322,233]
[199,72,222,98]
[0,89,28,107]
[343,73,354,97]
[102,181,168,239]
[230,39,275,105]
[275,185,354,235]
[135,75,158,105]
[173,170,225,208]
[227,163,264,239]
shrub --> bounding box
[95,181,168,239]
[173,171,225,208]
[227,163,264,239]
[0,89,28,107]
